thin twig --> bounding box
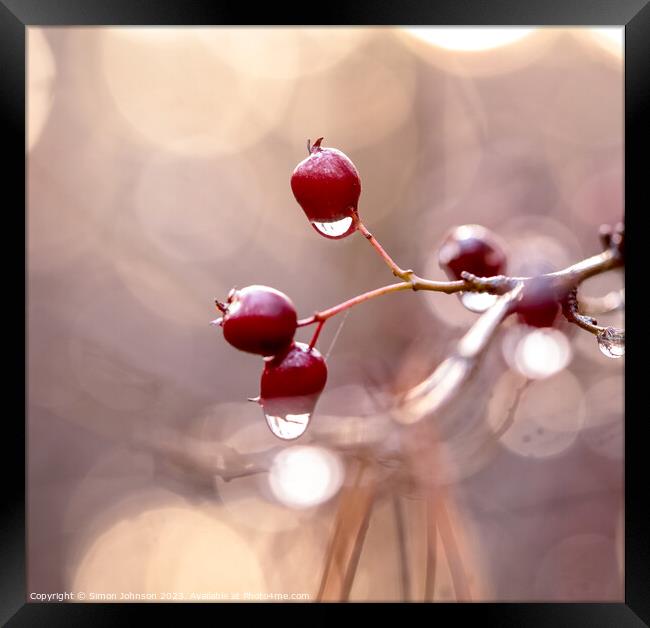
[131,428,272,482]
[492,378,531,440]
[357,220,415,282]
[324,309,350,361]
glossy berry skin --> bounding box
[217,285,297,356]
[438,225,507,281]
[515,277,561,328]
[290,137,361,239]
[260,342,328,416]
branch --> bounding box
[395,284,523,425]
[561,288,606,335]
[546,246,622,289]
[492,378,531,440]
[357,220,415,282]
[297,229,623,328]
[391,232,623,426]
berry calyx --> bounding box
[438,224,507,280]
[515,276,562,328]
[259,341,328,418]
[290,137,361,239]
[216,285,297,356]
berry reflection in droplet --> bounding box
[264,411,312,441]
[311,216,355,239]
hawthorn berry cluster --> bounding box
[212,286,327,437]
[213,138,624,440]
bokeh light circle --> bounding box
[101,28,294,155]
[404,28,536,52]
[268,446,344,510]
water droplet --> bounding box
[597,327,625,359]
[460,291,498,313]
[311,216,354,238]
[260,393,320,440]
[264,412,311,440]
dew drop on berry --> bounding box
[311,216,354,238]
[264,411,311,440]
[596,327,625,359]
[459,291,499,313]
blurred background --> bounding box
[27,27,624,601]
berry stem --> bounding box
[296,274,514,327]
[357,220,416,283]
[297,282,413,327]
[309,320,326,350]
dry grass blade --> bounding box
[392,495,411,600]
[437,491,472,601]
[316,458,377,601]
[424,493,438,601]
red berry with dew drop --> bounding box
[258,342,328,439]
[438,224,507,280]
[260,341,328,417]
[290,137,361,239]
[214,285,297,357]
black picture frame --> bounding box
[3,1,648,624]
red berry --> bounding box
[515,277,561,328]
[290,137,361,239]
[216,285,297,356]
[260,341,328,417]
[438,224,507,280]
